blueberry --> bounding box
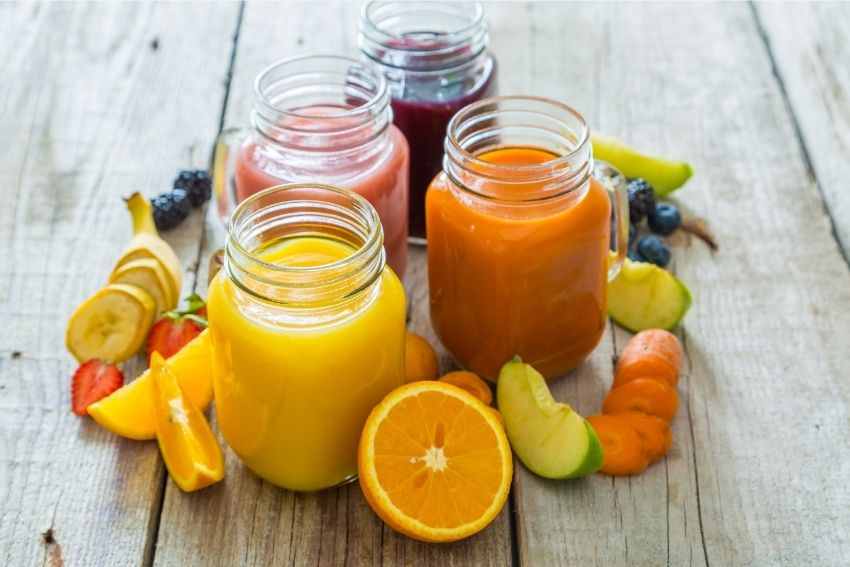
[629,223,637,246]
[648,203,682,236]
[636,235,671,267]
[628,249,644,262]
[627,178,656,223]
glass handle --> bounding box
[212,127,250,226]
[593,160,629,282]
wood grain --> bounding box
[0,3,238,566]
[755,2,850,258]
[506,3,850,566]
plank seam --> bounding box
[683,330,711,567]
[748,1,850,268]
[144,3,245,566]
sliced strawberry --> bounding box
[146,293,207,364]
[72,359,124,416]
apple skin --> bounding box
[497,358,603,480]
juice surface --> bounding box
[234,107,409,276]
[426,147,611,380]
[207,236,406,491]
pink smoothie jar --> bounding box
[359,2,496,239]
[215,55,409,276]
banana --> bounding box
[65,283,157,363]
[108,258,175,314]
[113,193,182,301]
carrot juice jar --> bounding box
[214,55,409,276]
[359,1,496,239]
[426,96,628,380]
[207,184,406,491]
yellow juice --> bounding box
[207,235,406,491]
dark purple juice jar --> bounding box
[359,1,496,239]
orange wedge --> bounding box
[358,381,512,543]
[88,330,213,440]
[151,352,223,492]
[438,371,493,405]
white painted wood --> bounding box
[0,3,238,566]
[756,2,850,257]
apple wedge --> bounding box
[497,358,602,480]
[608,257,692,332]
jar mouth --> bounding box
[254,54,389,124]
[226,183,385,305]
[444,96,592,202]
[359,1,488,71]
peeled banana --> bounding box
[113,193,182,301]
[65,283,156,363]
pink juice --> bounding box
[233,106,409,277]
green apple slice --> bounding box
[608,258,692,332]
[497,358,603,479]
[592,134,693,196]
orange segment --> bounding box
[88,330,213,440]
[151,352,223,492]
[358,381,512,542]
[438,371,493,405]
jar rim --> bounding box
[360,1,485,47]
[253,54,389,124]
[227,183,383,278]
[443,95,592,203]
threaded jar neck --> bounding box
[252,55,391,154]
[359,1,488,72]
[443,96,592,202]
[225,184,385,307]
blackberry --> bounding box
[636,235,671,268]
[628,249,644,262]
[151,189,191,231]
[627,178,656,223]
[648,203,682,236]
[173,169,212,207]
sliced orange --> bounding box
[358,381,512,543]
[438,371,493,406]
[88,330,213,440]
[151,352,223,492]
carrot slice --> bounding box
[587,415,649,476]
[439,371,493,406]
[615,411,672,462]
[614,329,682,388]
[603,378,679,422]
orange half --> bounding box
[358,381,513,542]
[151,352,224,492]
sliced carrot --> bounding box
[615,411,672,462]
[603,378,679,422]
[587,415,649,476]
[439,371,493,406]
[614,329,682,388]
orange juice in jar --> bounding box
[207,184,406,491]
[426,96,628,380]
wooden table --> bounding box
[3,2,850,566]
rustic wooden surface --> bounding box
[2,2,849,566]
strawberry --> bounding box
[146,293,207,364]
[72,359,124,416]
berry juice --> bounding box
[360,2,496,238]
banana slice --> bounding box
[109,258,175,314]
[114,193,183,301]
[66,283,156,363]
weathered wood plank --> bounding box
[755,2,850,257]
[509,3,850,566]
[150,3,515,566]
[0,3,238,566]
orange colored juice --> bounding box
[426,147,611,380]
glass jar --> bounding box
[359,1,496,239]
[214,55,409,276]
[426,96,628,381]
[207,184,407,492]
